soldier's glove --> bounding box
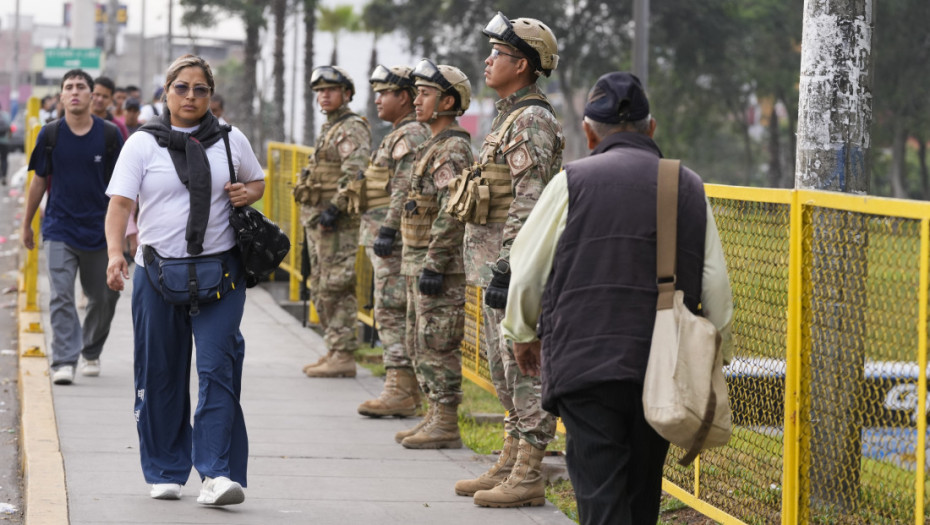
[319,204,340,229]
[373,227,397,257]
[484,262,511,309]
[418,268,444,296]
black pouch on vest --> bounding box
[142,245,234,316]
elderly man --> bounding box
[501,72,733,525]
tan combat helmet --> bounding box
[412,59,471,119]
[369,64,417,99]
[482,12,559,77]
[311,65,356,100]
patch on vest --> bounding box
[434,163,456,189]
[504,142,534,175]
[392,138,410,160]
[337,137,357,157]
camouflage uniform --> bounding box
[402,125,474,405]
[464,84,562,448]
[361,112,430,368]
[298,106,371,356]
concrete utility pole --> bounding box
[632,0,649,90]
[795,0,873,516]
[105,0,120,77]
[10,0,20,113]
[72,0,96,48]
[140,0,147,90]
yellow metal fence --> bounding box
[236,145,930,524]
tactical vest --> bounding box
[294,112,355,206]
[401,128,470,247]
[347,120,420,214]
[447,95,553,224]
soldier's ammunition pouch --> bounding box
[303,161,342,206]
[348,165,393,214]
[446,163,513,225]
[293,166,314,204]
[401,193,438,248]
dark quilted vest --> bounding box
[538,132,707,414]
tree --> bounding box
[317,4,359,65]
[303,0,317,145]
[180,0,270,147]
[271,0,287,143]
[361,0,399,134]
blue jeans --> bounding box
[45,240,120,369]
[131,251,249,486]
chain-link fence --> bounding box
[266,144,930,525]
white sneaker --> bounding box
[79,357,100,377]
[51,365,74,385]
[197,476,244,506]
[150,483,182,500]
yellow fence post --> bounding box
[782,188,803,525]
[916,218,929,525]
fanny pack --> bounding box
[142,245,237,316]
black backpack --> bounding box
[38,118,121,182]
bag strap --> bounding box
[656,158,721,466]
[221,126,236,184]
[655,159,680,311]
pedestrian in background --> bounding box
[0,102,9,185]
[104,54,264,506]
[112,86,128,123]
[501,72,734,525]
[293,66,370,378]
[92,76,130,139]
[22,69,124,385]
[123,98,142,135]
[453,13,563,508]
[394,60,474,450]
[139,86,164,124]
[356,65,430,418]
[211,93,228,126]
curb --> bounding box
[17,277,68,525]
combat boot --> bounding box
[454,434,516,496]
[304,351,356,378]
[302,350,334,374]
[358,367,420,417]
[473,439,546,508]
[395,403,434,443]
[401,403,462,449]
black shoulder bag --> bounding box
[222,129,291,288]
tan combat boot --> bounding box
[357,368,420,417]
[395,403,433,443]
[304,351,356,378]
[401,403,462,449]
[301,350,334,374]
[473,439,546,508]
[454,434,516,496]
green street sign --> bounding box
[45,48,102,77]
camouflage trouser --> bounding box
[365,246,411,369]
[484,305,557,448]
[304,213,360,354]
[405,273,465,406]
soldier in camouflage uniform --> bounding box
[449,14,563,508]
[355,65,431,417]
[393,59,474,450]
[293,66,371,378]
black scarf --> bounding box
[140,110,227,255]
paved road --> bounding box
[1,153,26,524]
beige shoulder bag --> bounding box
[642,159,732,466]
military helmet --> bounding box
[482,12,559,77]
[311,65,355,95]
[412,59,471,114]
[369,64,417,101]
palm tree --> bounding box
[302,0,317,144]
[361,0,398,127]
[317,4,359,65]
[271,0,287,142]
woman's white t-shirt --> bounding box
[106,125,264,265]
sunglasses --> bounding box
[172,82,211,99]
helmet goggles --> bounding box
[369,65,414,89]
[412,59,453,92]
[311,66,349,88]
[481,12,542,71]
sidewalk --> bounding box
[26,275,575,525]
